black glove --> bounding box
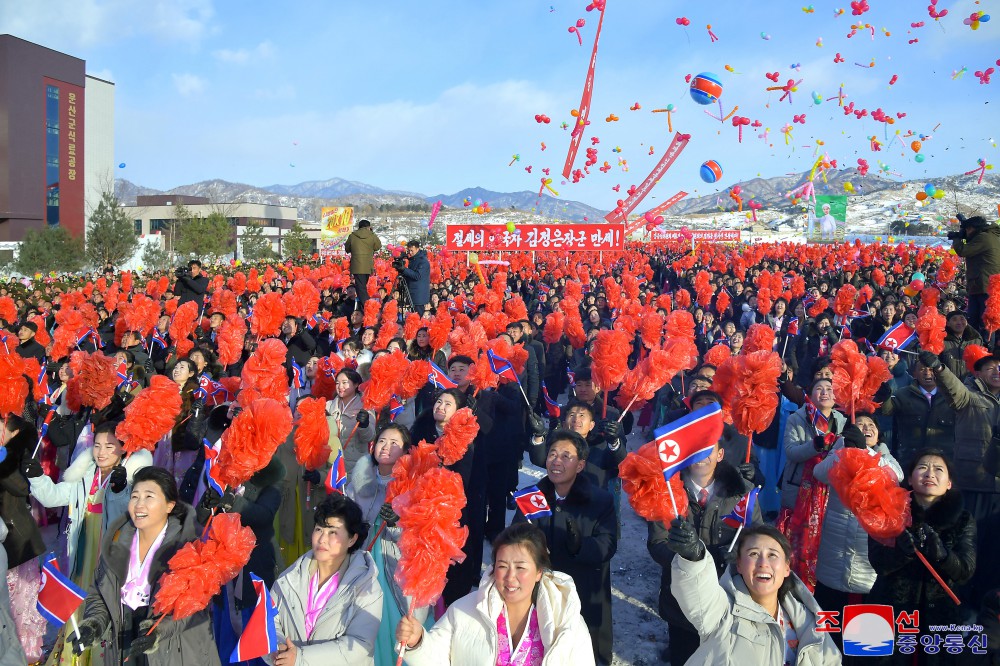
[841,424,868,449]
[303,469,321,484]
[126,620,160,658]
[666,518,705,561]
[20,457,43,479]
[918,351,942,372]
[565,517,583,556]
[737,463,756,482]
[108,465,127,493]
[813,434,833,452]
[873,381,892,404]
[71,619,100,655]
[598,419,620,443]
[529,413,547,437]
[356,410,370,429]
[37,402,52,418]
[920,525,949,562]
[896,528,917,557]
[378,502,400,527]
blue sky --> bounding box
[2,0,997,210]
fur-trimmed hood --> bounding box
[61,446,152,484]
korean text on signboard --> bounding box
[446,224,625,252]
[650,229,742,243]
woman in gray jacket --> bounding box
[811,415,902,659]
[268,493,382,666]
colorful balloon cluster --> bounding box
[914,183,945,204]
[463,198,492,214]
[902,272,925,297]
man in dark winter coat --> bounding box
[952,215,1000,334]
[280,316,317,371]
[173,259,209,309]
[795,311,839,389]
[344,219,382,304]
[531,400,625,493]
[513,429,617,665]
[940,311,985,381]
[880,356,957,465]
[399,240,431,313]
[14,322,46,363]
[647,445,761,665]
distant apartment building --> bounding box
[0,34,114,257]
[124,195,320,259]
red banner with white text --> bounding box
[605,133,690,224]
[562,3,606,179]
[446,224,625,252]
[650,229,742,242]
[624,191,688,236]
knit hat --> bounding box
[958,214,988,230]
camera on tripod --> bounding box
[175,266,190,278]
[392,257,407,271]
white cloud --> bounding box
[0,0,214,48]
[172,72,206,96]
[213,40,274,64]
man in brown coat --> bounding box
[344,219,382,305]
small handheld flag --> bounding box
[542,382,561,419]
[388,395,405,422]
[786,317,800,337]
[486,349,520,385]
[290,358,306,390]
[326,449,347,494]
[876,321,916,352]
[513,485,552,521]
[653,402,724,481]
[37,554,86,626]
[230,573,279,662]
[203,439,226,497]
[427,361,458,390]
[725,487,760,552]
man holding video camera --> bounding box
[173,259,209,309]
[950,214,1000,336]
[396,240,430,314]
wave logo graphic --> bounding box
[842,604,895,657]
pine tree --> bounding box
[175,211,234,261]
[86,188,139,269]
[281,221,313,260]
[15,226,85,275]
[240,221,278,261]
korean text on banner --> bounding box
[446,224,625,252]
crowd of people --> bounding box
[0,211,998,666]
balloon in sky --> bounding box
[700,160,724,183]
[118,163,126,168]
[689,72,723,105]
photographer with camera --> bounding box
[344,219,381,306]
[172,259,209,309]
[399,239,430,314]
[949,214,1000,336]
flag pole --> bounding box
[727,524,745,553]
[665,479,680,518]
[69,614,85,655]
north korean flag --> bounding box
[37,554,86,626]
[230,574,279,662]
[325,449,347,494]
[487,349,520,385]
[428,361,458,390]
[388,395,405,422]
[290,358,306,390]
[513,485,553,521]
[203,439,226,497]
[876,321,916,352]
[542,382,561,419]
[787,317,800,337]
[722,487,760,529]
[653,402,724,481]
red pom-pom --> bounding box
[227,272,247,296]
[0,348,28,418]
[563,305,587,349]
[152,513,255,620]
[398,359,430,400]
[217,398,292,488]
[829,340,891,414]
[872,268,886,288]
[429,309,453,353]
[984,274,1000,335]
[75,351,120,410]
[169,301,200,358]
[116,375,182,454]
[640,313,663,350]
[704,343,732,368]
[436,407,479,466]
[543,312,565,345]
[311,354,345,400]
[756,288,773,316]
[0,297,17,326]
[284,279,320,319]
[730,351,782,436]
[216,316,247,368]
[504,296,528,322]
[250,292,286,339]
[915,306,946,355]
[209,290,238,320]
[807,297,828,318]
[404,312,423,340]
[664,310,695,342]
[674,288,692,310]
[833,285,857,317]
[742,324,775,355]
[386,440,440,503]
[393,466,468,609]
[715,290,731,317]
[964,344,991,374]
[827,447,911,540]
[293,397,331,470]
[620,441,689,524]
[590,329,632,392]
[363,299,381,328]
[363,350,409,412]
[240,338,289,405]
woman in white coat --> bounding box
[268,493,382,666]
[395,522,596,666]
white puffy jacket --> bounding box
[403,569,596,666]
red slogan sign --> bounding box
[446,224,625,252]
[651,229,742,242]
